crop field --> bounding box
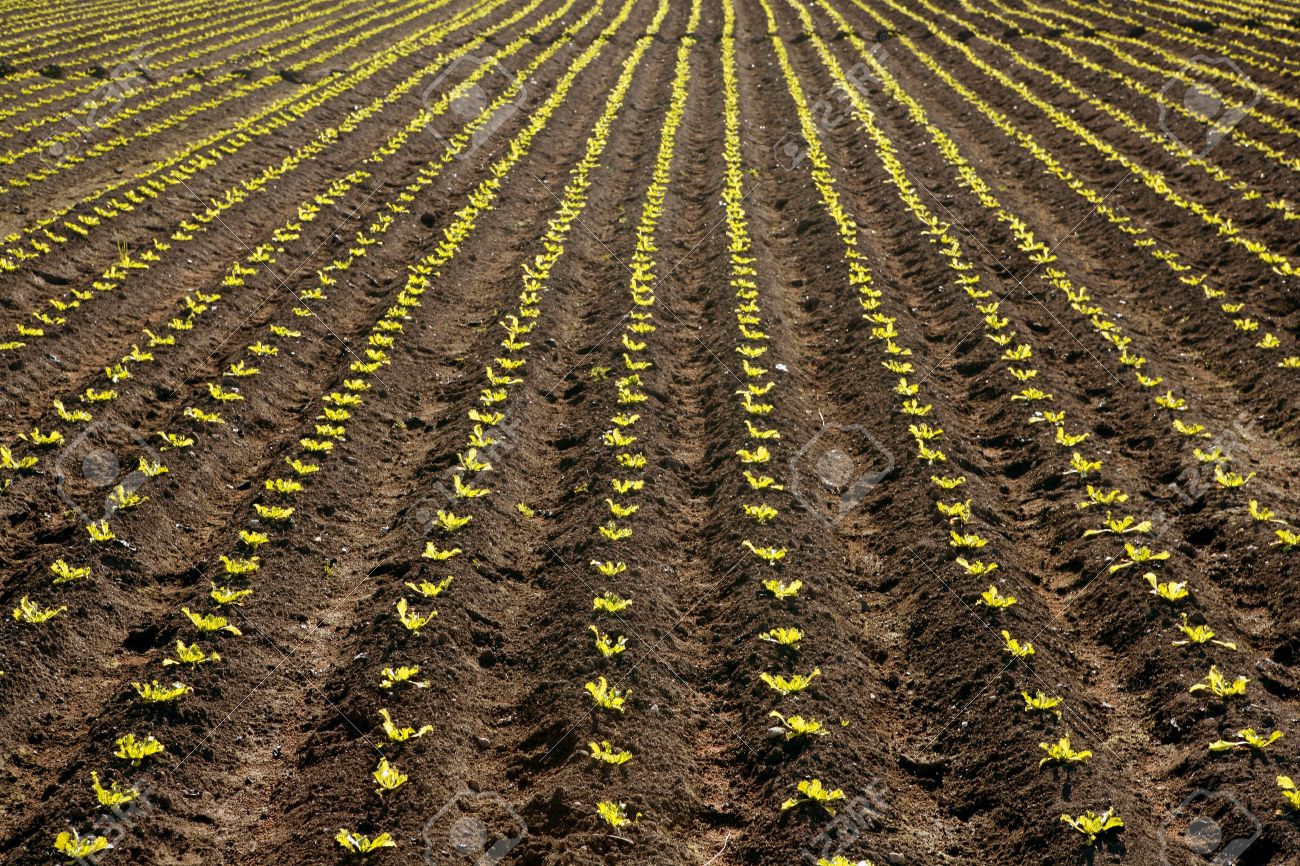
[1,0,1299,863]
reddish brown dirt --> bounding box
[1,0,1298,865]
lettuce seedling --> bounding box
[372,758,407,796]
[114,734,163,765]
[86,520,115,543]
[596,801,639,827]
[1189,666,1247,698]
[1278,776,1300,810]
[395,598,436,634]
[585,677,629,712]
[593,592,632,613]
[1274,528,1300,552]
[742,540,787,564]
[1209,729,1284,752]
[406,577,453,598]
[182,608,240,635]
[1173,614,1236,649]
[220,555,259,575]
[948,531,987,549]
[380,666,428,690]
[761,669,820,695]
[1214,465,1254,488]
[1040,736,1092,767]
[1109,543,1170,573]
[422,543,462,561]
[759,627,803,648]
[163,641,220,668]
[335,829,395,854]
[590,626,627,658]
[955,558,998,576]
[763,579,802,599]
[13,596,65,623]
[378,709,432,746]
[1022,691,1062,718]
[782,779,845,815]
[50,560,90,585]
[1060,809,1123,845]
[1146,573,1188,603]
[133,680,192,703]
[90,772,139,807]
[768,711,826,740]
[977,586,1016,608]
[743,471,783,491]
[588,741,633,765]
[53,830,111,862]
[254,504,294,521]
[1001,630,1034,658]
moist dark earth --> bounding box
[0,0,1298,864]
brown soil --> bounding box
[1,0,1298,865]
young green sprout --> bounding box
[590,626,628,658]
[1209,729,1284,752]
[758,627,803,649]
[768,711,826,740]
[585,676,629,712]
[1173,613,1236,649]
[1188,666,1248,698]
[742,540,787,564]
[405,577,454,598]
[588,741,633,765]
[593,591,632,613]
[379,665,429,690]
[1022,691,1062,718]
[372,758,407,797]
[596,801,640,828]
[1001,630,1034,658]
[422,543,462,561]
[760,669,820,695]
[54,830,112,861]
[90,772,139,808]
[395,598,436,634]
[1278,776,1300,811]
[1060,809,1123,846]
[781,779,845,815]
[114,734,164,766]
[378,709,432,746]
[335,829,395,854]
[13,596,66,624]
[1039,736,1092,768]
[1145,573,1188,603]
[977,585,1016,608]
[182,608,241,636]
[132,680,192,704]
[955,558,998,576]
[762,579,802,600]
